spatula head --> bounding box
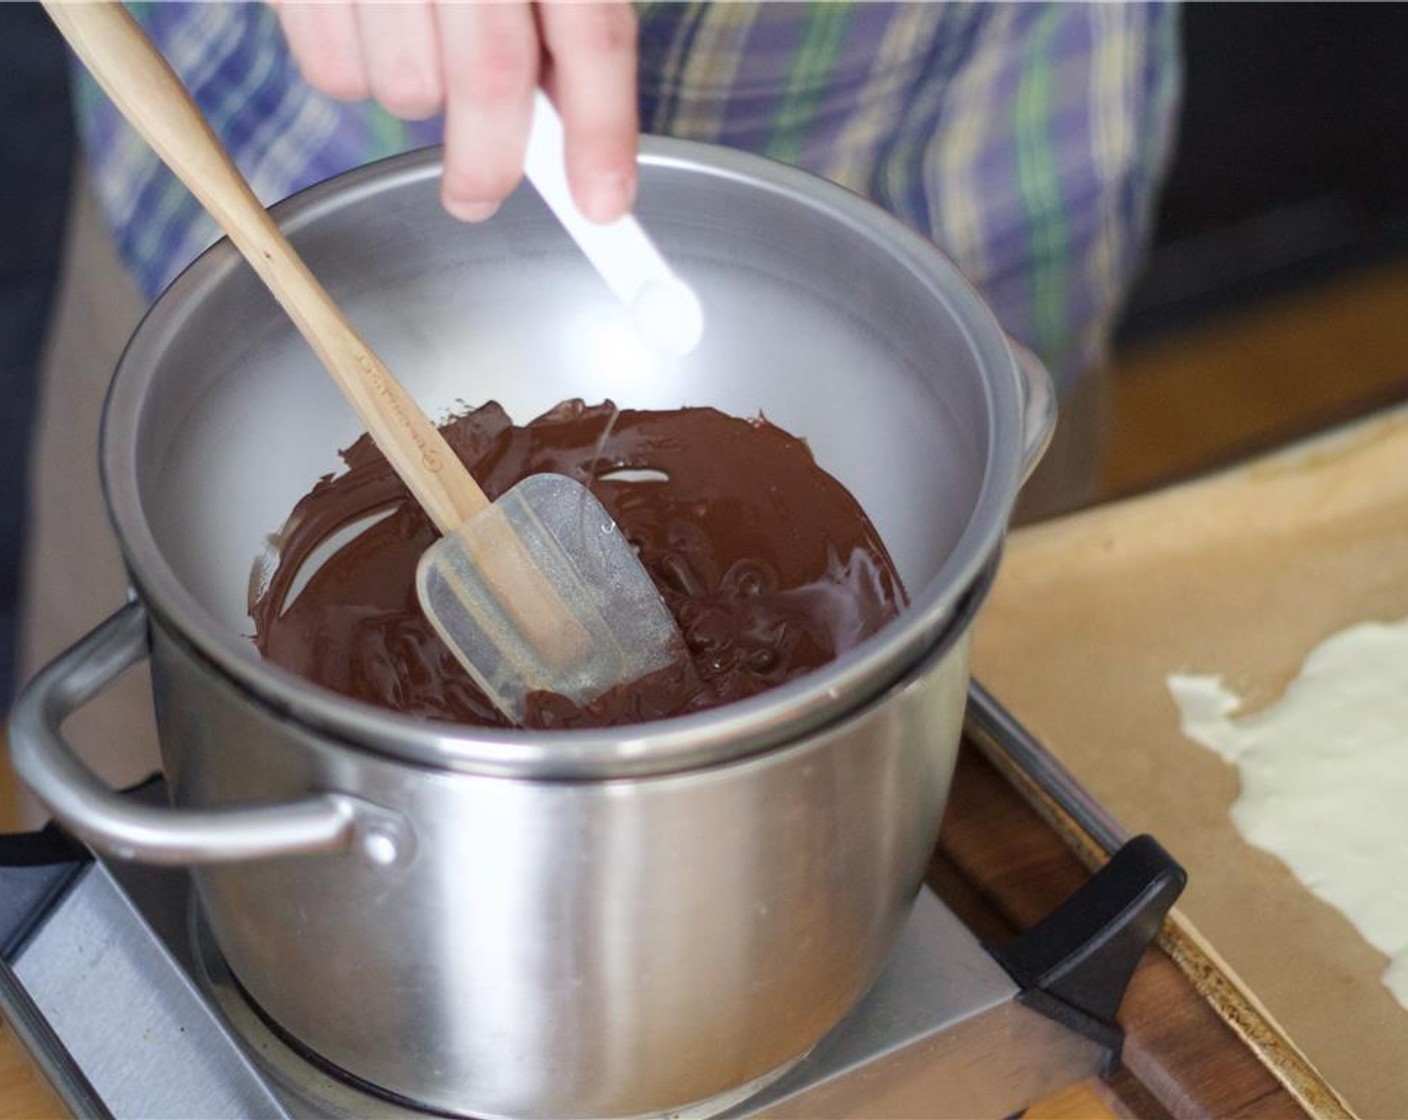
[415,472,681,723]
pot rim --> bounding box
[101,139,1023,775]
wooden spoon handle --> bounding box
[46,0,489,533]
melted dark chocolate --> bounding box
[250,402,907,730]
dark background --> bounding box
[1119,2,1408,341]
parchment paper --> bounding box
[972,407,1408,1118]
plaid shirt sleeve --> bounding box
[76,1,1179,390]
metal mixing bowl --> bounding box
[13,139,1052,1118]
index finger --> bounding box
[537,2,639,224]
[435,0,539,222]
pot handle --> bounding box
[9,601,409,867]
[1008,338,1057,484]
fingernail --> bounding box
[581,173,632,224]
[444,197,500,223]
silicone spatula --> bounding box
[48,0,683,722]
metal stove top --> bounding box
[0,791,1182,1120]
[0,687,1184,1119]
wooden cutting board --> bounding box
[972,406,1408,1118]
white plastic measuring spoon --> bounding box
[524,92,705,358]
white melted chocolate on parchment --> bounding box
[1169,618,1408,1011]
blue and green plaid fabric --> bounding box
[76,1,1180,389]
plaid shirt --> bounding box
[76,1,1179,390]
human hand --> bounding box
[273,1,639,224]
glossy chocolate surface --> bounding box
[251,402,906,730]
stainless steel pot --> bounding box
[11,141,1053,1119]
